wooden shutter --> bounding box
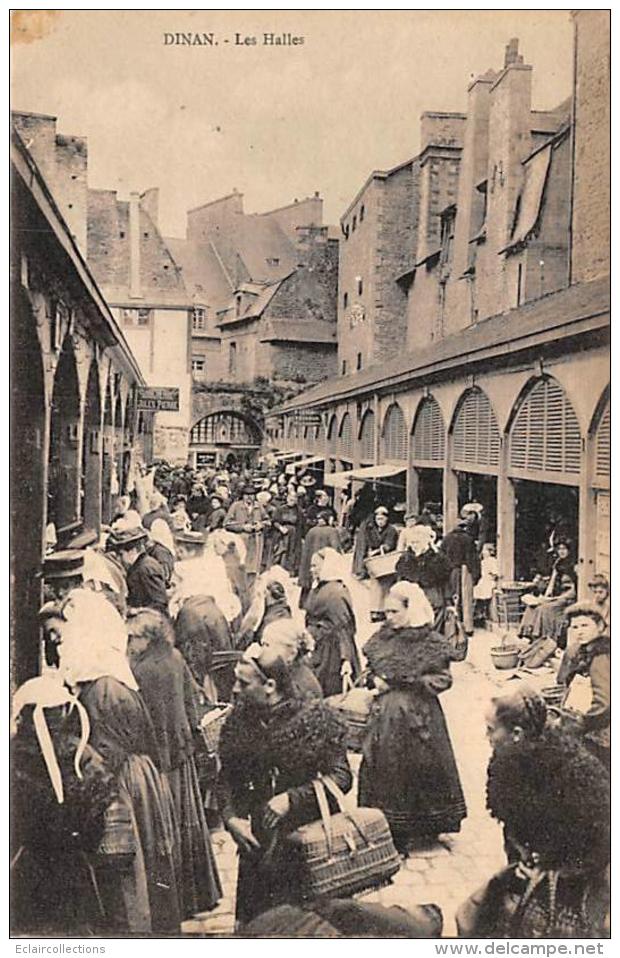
[327,415,337,441]
[339,413,354,459]
[412,397,446,462]
[359,410,375,462]
[595,402,610,481]
[453,388,501,471]
[509,378,581,478]
[382,404,407,462]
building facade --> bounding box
[268,13,610,594]
[11,123,151,683]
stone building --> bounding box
[169,191,339,467]
[11,121,151,683]
[269,14,610,593]
[87,187,193,465]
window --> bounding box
[344,224,350,240]
[517,263,523,306]
[121,308,151,328]
[352,215,357,232]
[235,295,243,318]
[266,257,280,267]
[229,342,237,376]
[343,292,349,308]
[360,204,365,222]
[341,359,347,375]
[357,277,363,296]
[192,306,207,331]
[191,356,206,374]
[356,352,362,371]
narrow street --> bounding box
[183,628,561,938]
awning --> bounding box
[504,143,552,250]
[273,450,303,462]
[285,455,325,475]
[324,463,406,489]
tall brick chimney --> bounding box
[129,191,142,299]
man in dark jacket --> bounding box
[107,527,169,615]
[440,520,481,636]
[219,645,352,924]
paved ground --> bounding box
[183,626,561,938]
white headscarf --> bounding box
[398,523,438,556]
[58,589,138,691]
[173,555,241,623]
[207,529,247,567]
[388,581,434,628]
[11,673,90,804]
[150,518,175,556]
[315,547,348,582]
[82,547,122,593]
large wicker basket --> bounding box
[364,550,403,578]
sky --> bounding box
[11,10,573,238]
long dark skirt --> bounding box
[164,758,222,918]
[358,690,466,845]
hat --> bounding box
[105,527,148,552]
[67,528,99,550]
[241,484,256,496]
[300,475,316,487]
[175,530,205,546]
[374,506,389,517]
[460,502,483,517]
[42,550,86,580]
[256,491,272,505]
[588,573,609,590]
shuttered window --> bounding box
[359,410,375,462]
[509,378,581,477]
[412,397,446,462]
[453,388,501,470]
[595,401,610,481]
[382,403,407,462]
[338,413,354,460]
[286,419,295,440]
[327,415,337,441]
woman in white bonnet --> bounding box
[359,581,467,852]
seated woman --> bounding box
[457,729,610,938]
[556,602,610,771]
[518,541,576,647]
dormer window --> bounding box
[192,307,206,331]
[235,294,243,318]
[352,215,357,232]
[266,257,280,267]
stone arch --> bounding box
[358,409,375,464]
[11,285,47,683]
[338,412,354,461]
[101,376,114,524]
[381,402,407,463]
[326,413,338,442]
[48,334,81,531]
[507,375,582,482]
[190,410,262,447]
[81,360,102,529]
[449,386,501,473]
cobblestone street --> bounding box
[183,628,561,938]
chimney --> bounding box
[504,38,524,67]
[129,191,142,299]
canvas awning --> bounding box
[324,463,406,489]
[285,455,325,475]
[273,450,303,462]
[504,143,552,250]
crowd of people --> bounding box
[11,457,610,938]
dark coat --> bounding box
[142,506,174,533]
[359,624,467,840]
[440,528,481,584]
[305,580,361,696]
[353,518,399,577]
[148,542,175,587]
[174,595,232,686]
[219,697,352,922]
[126,552,169,615]
[558,636,610,754]
[298,525,342,594]
[271,503,304,574]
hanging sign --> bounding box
[136,387,180,412]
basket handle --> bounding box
[312,777,334,858]
[318,773,370,845]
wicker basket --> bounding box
[199,703,233,756]
[364,550,402,578]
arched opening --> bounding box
[190,410,262,469]
[589,387,610,578]
[410,395,445,515]
[48,336,81,534]
[326,414,338,473]
[450,387,500,546]
[381,403,407,463]
[359,410,375,466]
[11,288,46,683]
[101,378,114,524]
[81,361,102,531]
[507,376,582,580]
[338,412,354,470]
[113,392,124,507]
